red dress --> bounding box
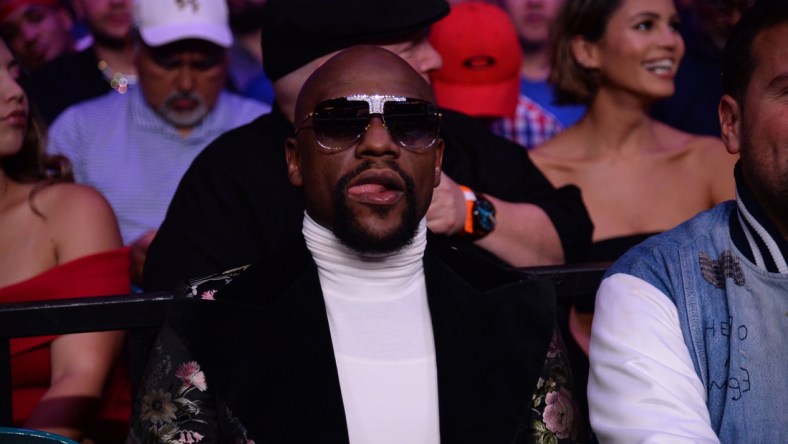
[0,248,131,441]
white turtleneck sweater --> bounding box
[303,214,440,444]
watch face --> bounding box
[474,197,497,233]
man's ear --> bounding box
[285,138,303,186]
[433,139,445,187]
[719,95,742,155]
[570,35,601,69]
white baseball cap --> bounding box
[134,0,233,48]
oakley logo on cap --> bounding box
[463,55,496,71]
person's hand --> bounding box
[130,229,157,287]
[426,172,467,236]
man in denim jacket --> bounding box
[588,1,787,442]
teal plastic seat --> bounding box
[0,427,78,443]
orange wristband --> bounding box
[459,185,476,235]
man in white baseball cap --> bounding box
[46,0,270,287]
[129,0,239,131]
[135,0,233,48]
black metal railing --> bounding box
[0,265,606,426]
[0,292,175,426]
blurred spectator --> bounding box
[0,36,131,443]
[651,0,755,136]
[227,0,273,104]
[30,0,136,124]
[47,0,269,286]
[530,0,737,263]
[529,0,737,423]
[497,0,585,127]
[692,0,753,49]
[429,1,561,149]
[0,0,76,71]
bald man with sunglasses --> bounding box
[143,0,593,293]
[130,46,582,444]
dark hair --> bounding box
[549,0,623,105]
[721,0,788,102]
[0,38,73,213]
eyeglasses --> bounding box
[296,94,442,152]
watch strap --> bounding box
[459,185,476,236]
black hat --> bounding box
[262,0,450,81]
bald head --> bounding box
[286,45,444,254]
[294,46,436,125]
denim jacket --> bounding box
[608,197,787,442]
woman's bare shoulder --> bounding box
[35,183,115,218]
[34,183,122,259]
[652,121,731,162]
[653,120,722,150]
[530,127,589,165]
[653,122,737,201]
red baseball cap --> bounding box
[429,2,522,118]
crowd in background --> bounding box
[0,0,781,442]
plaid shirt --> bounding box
[490,94,563,150]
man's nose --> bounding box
[355,117,401,157]
[175,66,195,91]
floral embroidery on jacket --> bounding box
[133,269,584,443]
[127,328,254,444]
[177,265,250,300]
[528,328,584,443]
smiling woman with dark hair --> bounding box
[530,0,738,263]
[0,36,131,442]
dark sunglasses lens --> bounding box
[384,101,440,149]
[312,100,369,149]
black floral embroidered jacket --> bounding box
[129,237,584,443]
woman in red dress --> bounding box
[0,36,131,442]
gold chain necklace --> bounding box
[97,60,137,94]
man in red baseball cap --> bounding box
[429,1,562,149]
